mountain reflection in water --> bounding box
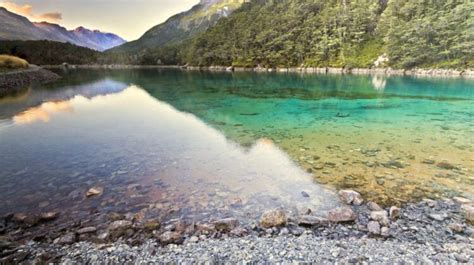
[0,80,340,225]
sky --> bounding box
[0,0,199,41]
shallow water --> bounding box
[0,69,473,224]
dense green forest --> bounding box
[1,0,472,69]
[0,40,101,65]
[181,0,473,69]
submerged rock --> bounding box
[214,218,239,232]
[436,161,458,170]
[55,232,76,245]
[328,207,357,223]
[367,202,383,211]
[382,160,405,169]
[338,190,364,205]
[298,215,328,226]
[143,220,161,232]
[86,186,104,197]
[40,211,59,221]
[109,220,132,231]
[77,227,97,234]
[259,209,287,228]
[453,197,472,205]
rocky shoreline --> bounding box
[186,65,474,78]
[0,66,60,97]
[2,190,473,263]
[43,64,474,78]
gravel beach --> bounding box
[2,196,473,264]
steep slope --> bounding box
[0,7,126,51]
[33,22,79,44]
[0,7,48,40]
[181,0,473,69]
[71,27,127,51]
[112,0,245,53]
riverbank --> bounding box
[2,191,473,263]
[43,64,474,78]
[0,66,60,96]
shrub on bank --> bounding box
[0,55,29,70]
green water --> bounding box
[0,69,472,222]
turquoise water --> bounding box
[0,69,472,224]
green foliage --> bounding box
[183,0,386,68]
[158,0,472,69]
[379,0,473,69]
[0,40,101,65]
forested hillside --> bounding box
[0,40,101,65]
[174,0,472,69]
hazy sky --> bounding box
[0,0,199,40]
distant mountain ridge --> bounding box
[111,0,245,53]
[0,7,126,51]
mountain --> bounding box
[0,7,48,40]
[179,0,473,69]
[71,26,127,51]
[111,0,245,53]
[0,7,126,51]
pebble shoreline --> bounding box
[0,66,60,96]
[2,192,473,263]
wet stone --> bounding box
[39,212,59,221]
[453,197,472,205]
[213,218,238,232]
[54,232,76,245]
[86,186,104,197]
[143,220,161,232]
[328,207,357,223]
[367,202,384,211]
[158,231,183,245]
[370,211,390,226]
[436,161,458,170]
[230,227,247,237]
[382,160,405,169]
[108,220,132,231]
[77,227,97,234]
[338,190,364,206]
[422,159,436,165]
[259,209,287,228]
[297,215,329,227]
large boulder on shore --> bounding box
[259,209,287,228]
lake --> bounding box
[0,69,473,226]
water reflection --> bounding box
[371,75,387,91]
[0,83,340,224]
[14,101,73,124]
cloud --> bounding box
[39,12,62,21]
[0,1,62,22]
